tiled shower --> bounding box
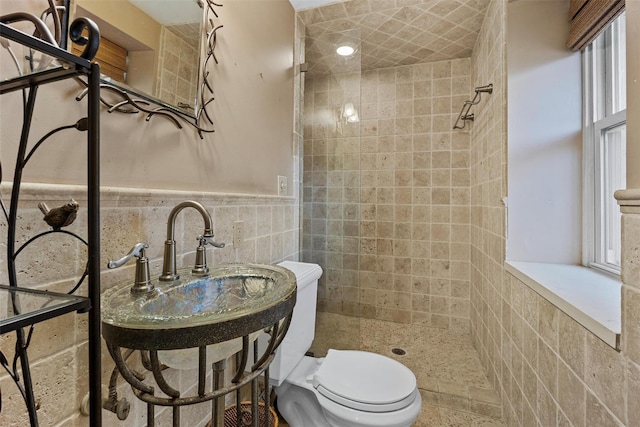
[299,0,485,335]
[302,59,474,330]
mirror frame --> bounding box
[67,0,222,136]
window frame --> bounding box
[582,12,627,275]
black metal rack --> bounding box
[0,20,102,426]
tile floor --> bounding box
[276,312,505,427]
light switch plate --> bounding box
[278,175,288,196]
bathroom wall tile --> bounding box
[586,392,625,427]
[558,310,586,379]
[537,297,559,352]
[628,361,640,426]
[557,360,585,427]
[536,379,557,427]
[622,214,640,288]
[585,333,626,421]
[623,286,640,366]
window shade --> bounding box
[567,0,624,50]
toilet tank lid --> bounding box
[277,261,323,290]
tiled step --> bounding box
[419,381,502,420]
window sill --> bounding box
[505,261,621,349]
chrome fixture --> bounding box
[159,200,225,282]
[107,242,154,294]
[453,83,493,130]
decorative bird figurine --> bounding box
[38,199,79,230]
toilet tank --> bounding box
[267,261,323,386]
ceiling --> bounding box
[129,0,201,25]
[295,0,490,76]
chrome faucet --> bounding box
[159,200,225,282]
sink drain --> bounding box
[391,348,406,356]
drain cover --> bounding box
[391,348,406,356]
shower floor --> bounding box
[278,312,504,427]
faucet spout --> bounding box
[159,201,219,282]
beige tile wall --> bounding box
[0,185,299,426]
[303,57,473,331]
[469,1,640,426]
[155,24,200,109]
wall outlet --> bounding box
[278,175,288,196]
[233,221,244,248]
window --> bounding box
[584,12,626,274]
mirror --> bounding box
[72,0,204,117]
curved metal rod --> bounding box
[129,353,276,407]
[107,343,154,395]
[0,11,59,72]
[12,227,90,297]
[0,40,23,76]
[14,229,88,259]
[66,268,88,296]
[75,81,147,113]
[69,17,100,60]
[139,350,153,372]
[106,348,134,403]
[252,313,292,372]
[0,349,28,406]
[23,118,87,167]
[40,0,62,46]
[231,335,250,383]
[149,351,180,398]
[108,99,142,114]
[194,1,223,131]
[74,79,217,138]
[252,322,280,371]
[0,12,57,45]
[145,108,182,129]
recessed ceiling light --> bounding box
[336,45,355,56]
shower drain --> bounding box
[391,348,406,356]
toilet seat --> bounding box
[312,350,417,413]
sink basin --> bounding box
[101,263,297,352]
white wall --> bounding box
[507,0,583,264]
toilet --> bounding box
[269,261,422,427]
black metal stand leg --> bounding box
[87,62,102,427]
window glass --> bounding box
[585,12,626,273]
[602,124,626,266]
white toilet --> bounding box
[269,261,422,427]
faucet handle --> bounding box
[201,235,226,248]
[108,243,154,294]
[108,243,149,269]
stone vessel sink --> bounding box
[101,263,297,352]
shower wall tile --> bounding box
[304,58,472,330]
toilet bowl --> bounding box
[276,350,422,427]
[266,261,422,427]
